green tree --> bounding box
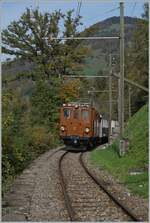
[2,90,26,193]
[31,77,61,127]
[125,3,148,115]
[2,8,90,194]
[2,8,88,78]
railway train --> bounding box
[59,102,108,149]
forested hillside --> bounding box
[80,15,148,118]
[81,16,140,75]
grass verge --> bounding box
[90,104,148,198]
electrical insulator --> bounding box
[112,57,116,66]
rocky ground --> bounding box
[2,145,149,222]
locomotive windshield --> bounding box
[63,108,71,119]
[74,109,79,119]
[82,110,89,121]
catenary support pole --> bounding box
[91,87,95,106]
[109,54,112,144]
[118,78,121,129]
[128,85,131,118]
[119,2,125,140]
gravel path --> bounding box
[83,149,149,222]
[2,147,69,221]
[62,152,132,221]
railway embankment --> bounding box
[89,104,148,218]
[2,147,68,221]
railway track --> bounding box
[3,145,146,221]
[80,152,142,221]
[58,150,141,221]
[59,152,76,221]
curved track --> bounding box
[80,152,141,222]
[58,152,76,221]
[59,150,141,221]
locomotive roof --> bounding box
[62,102,92,108]
[62,103,103,118]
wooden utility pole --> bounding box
[109,54,112,144]
[119,2,125,139]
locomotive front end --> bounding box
[59,103,92,148]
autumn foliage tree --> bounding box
[60,79,82,102]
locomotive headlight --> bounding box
[75,104,79,109]
[60,126,65,131]
[85,127,90,133]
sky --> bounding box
[1,0,146,29]
[1,0,148,61]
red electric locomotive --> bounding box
[59,102,108,149]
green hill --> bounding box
[80,16,140,76]
[124,104,148,165]
[2,16,140,79]
[90,104,148,198]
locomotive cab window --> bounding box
[74,109,79,119]
[82,110,89,121]
[63,108,71,119]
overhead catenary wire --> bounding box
[85,6,120,23]
[63,75,110,78]
[76,1,80,17]
[131,2,137,17]
[48,36,120,40]
[105,6,120,14]
[78,0,82,17]
[76,0,82,18]
[112,73,149,93]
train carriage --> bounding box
[59,102,108,149]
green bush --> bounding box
[2,80,62,195]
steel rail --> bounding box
[79,152,142,222]
[88,90,117,93]
[58,151,76,221]
[45,146,66,161]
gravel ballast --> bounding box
[2,145,148,221]
[83,148,149,221]
[61,152,132,221]
[2,147,69,221]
